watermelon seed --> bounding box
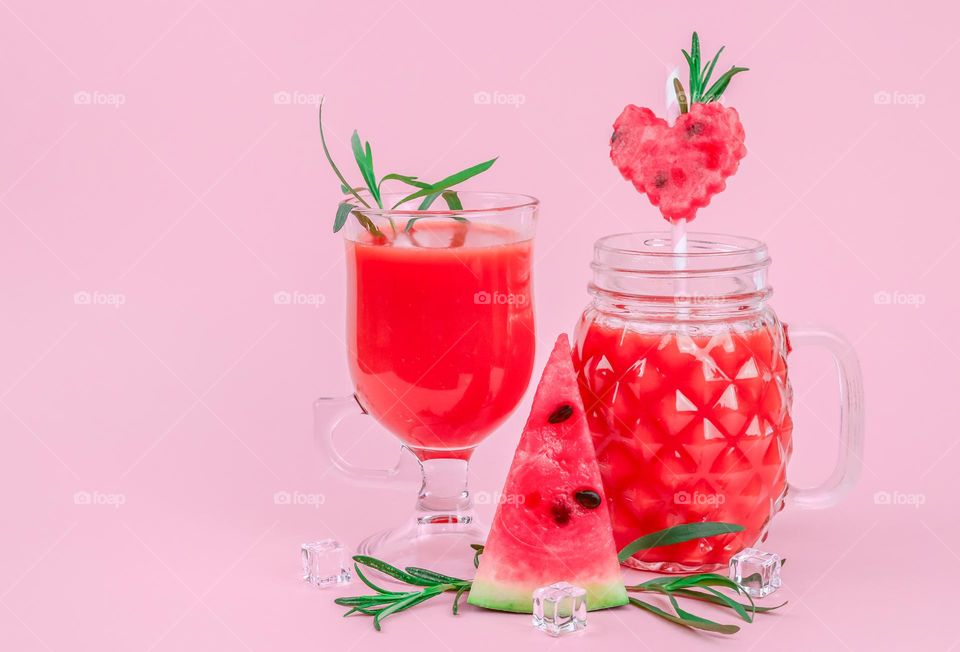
[574,490,602,509]
[547,404,574,424]
[611,130,619,144]
[654,171,668,188]
[550,501,571,525]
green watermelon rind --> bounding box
[468,577,628,614]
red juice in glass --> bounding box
[347,221,535,458]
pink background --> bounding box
[2,1,958,649]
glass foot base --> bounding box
[358,516,486,582]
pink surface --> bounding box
[1,1,957,649]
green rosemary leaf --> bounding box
[681,49,695,100]
[353,563,405,595]
[618,523,744,562]
[442,190,463,211]
[318,103,369,209]
[673,586,753,623]
[629,570,752,625]
[334,595,402,607]
[353,212,384,238]
[699,46,725,100]
[665,592,735,632]
[452,585,469,615]
[334,202,354,233]
[417,190,444,210]
[662,572,744,592]
[343,604,390,617]
[672,588,786,614]
[702,66,749,102]
[373,593,425,631]
[690,32,701,100]
[378,173,430,195]
[351,131,382,208]
[402,213,468,233]
[471,543,484,569]
[673,78,688,114]
[353,555,435,587]
[375,586,452,631]
[629,597,739,634]
[404,567,466,585]
[392,158,496,208]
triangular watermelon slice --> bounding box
[468,335,629,613]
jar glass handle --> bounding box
[313,395,406,488]
[785,325,865,509]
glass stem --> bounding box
[415,458,474,525]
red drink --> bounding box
[574,317,794,570]
[347,221,535,457]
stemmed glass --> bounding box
[315,192,537,577]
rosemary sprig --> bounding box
[334,556,471,631]
[674,32,749,112]
[318,100,497,236]
[334,522,784,633]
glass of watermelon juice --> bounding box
[316,192,537,575]
[573,232,864,573]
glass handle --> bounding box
[314,394,405,487]
[785,325,865,509]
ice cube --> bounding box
[532,582,587,636]
[729,547,782,598]
[301,540,352,588]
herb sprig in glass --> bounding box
[319,100,497,236]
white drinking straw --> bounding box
[672,218,689,316]
[666,68,690,315]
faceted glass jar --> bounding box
[573,232,794,573]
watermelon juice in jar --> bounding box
[573,232,864,572]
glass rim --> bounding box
[350,191,539,217]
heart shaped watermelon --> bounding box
[610,33,748,223]
[467,335,628,613]
[611,102,746,222]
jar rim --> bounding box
[593,232,770,275]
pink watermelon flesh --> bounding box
[610,102,747,222]
[467,335,628,613]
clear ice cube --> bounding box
[301,539,352,588]
[729,547,782,598]
[532,582,587,636]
